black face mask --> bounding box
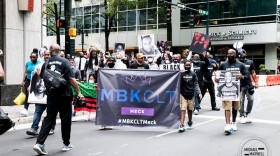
[228,56,236,63]
[173,59,178,63]
[108,63,115,68]
[184,66,191,71]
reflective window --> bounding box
[180,0,277,29]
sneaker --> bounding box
[26,129,38,136]
[20,109,28,117]
[224,124,232,134]
[246,114,252,123]
[99,126,106,130]
[49,129,54,135]
[240,116,246,124]
[178,124,185,133]
[194,109,199,115]
[62,144,74,151]
[187,121,193,130]
[33,144,48,155]
[231,122,237,131]
[105,126,114,130]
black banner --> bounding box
[96,69,181,128]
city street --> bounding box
[1,85,280,156]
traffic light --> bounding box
[165,0,172,22]
[166,8,172,22]
[189,15,195,28]
[189,15,203,28]
[56,19,66,28]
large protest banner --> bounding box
[217,70,240,101]
[96,69,181,128]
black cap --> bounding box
[107,57,116,62]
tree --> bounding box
[42,0,61,45]
[103,0,147,52]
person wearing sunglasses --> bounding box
[20,51,41,117]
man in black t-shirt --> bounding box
[201,55,220,111]
[238,50,257,124]
[216,48,249,134]
[33,44,84,155]
[130,53,150,69]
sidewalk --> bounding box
[1,104,96,130]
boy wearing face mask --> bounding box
[147,56,159,70]
[216,48,249,134]
[179,60,202,132]
[105,57,116,69]
[114,54,127,69]
[69,59,81,81]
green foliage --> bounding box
[42,0,58,34]
[259,64,270,72]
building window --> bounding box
[180,0,277,29]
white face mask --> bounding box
[148,58,153,63]
[89,80,94,83]
[116,59,121,62]
[165,60,170,64]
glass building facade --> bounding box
[46,0,168,36]
[181,0,277,28]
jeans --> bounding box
[23,79,30,110]
[239,86,254,117]
[31,104,56,131]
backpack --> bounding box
[0,108,15,135]
[43,60,67,89]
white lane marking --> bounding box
[195,115,280,125]
[255,103,280,112]
[8,115,91,131]
[119,144,129,148]
[146,118,218,139]
[90,152,102,155]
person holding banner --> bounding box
[216,48,249,134]
[179,60,202,132]
[147,56,159,70]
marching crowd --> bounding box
[14,43,258,155]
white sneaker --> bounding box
[231,122,237,131]
[240,116,246,124]
[99,126,106,130]
[62,144,74,151]
[20,109,28,117]
[224,124,232,134]
[194,109,199,115]
[246,114,252,123]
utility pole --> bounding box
[206,0,209,35]
[81,25,84,53]
[64,0,72,56]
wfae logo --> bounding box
[100,73,176,104]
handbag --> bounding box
[13,87,26,105]
[43,60,67,89]
[0,108,15,135]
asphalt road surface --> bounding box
[0,86,279,156]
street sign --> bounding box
[199,9,208,15]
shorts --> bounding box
[180,95,194,111]
[222,101,240,111]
